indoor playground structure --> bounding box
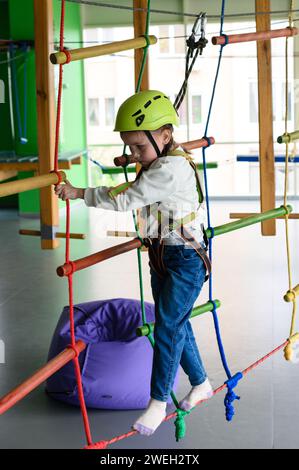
[0,0,299,450]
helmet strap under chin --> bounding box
[144,130,162,159]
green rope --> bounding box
[174,409,191,442]
[120,0,183,425]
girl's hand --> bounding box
[55,179,85,201]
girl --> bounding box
[55,90,213,436]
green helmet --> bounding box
[114,90,180,132]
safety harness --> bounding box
[108,148,212,282]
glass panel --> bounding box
[88,98,99,126]
[174,24,185,54]
[249,82,258,123]
[105,98,115,127]
[159,25,170,54]
[281,82,292,121]
[192,95,202,124]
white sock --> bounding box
[179,378,213,411]
[132,398,167,436]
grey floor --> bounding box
[0,199,299,449]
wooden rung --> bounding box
[212,27,298,46]
[72,156,82,165]
[284,284,299,302]
[57,238,143,277]
[230,212,299,220]
[0,170,18,182]
[113,137,215,167]
[277,130,299,144]
[19,229,86,240]
[107,231,138,238]
[0,171,66,198]
[0,340,86,415]
[50,35,158,65]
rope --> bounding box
[64,0,299,21]
[283,1,298,343]
[85,339,288,449]
[55,0,93,447]
[199,0,242,420]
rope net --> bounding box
[52,0,294,449]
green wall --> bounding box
[0,0,88,214]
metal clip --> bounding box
[187,12,208,57]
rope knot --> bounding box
[62,48,72,64]
[174,408,190,442]
[67,261,76,275]
[224,372,243,422]
[51,170,63,185]
[141,34,151,50]
[84,440,109,450]
[67,343,81,359]
[203,136,212,147]
[221,34,229,46]
[280,204,291,216]
[208,226,215,239]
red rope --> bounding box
[85,340,289,449]
[55,0,93,447]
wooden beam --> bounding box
[256,0,276,236]
[0,171,66,198]
[0,170,17,182]
[19,229,86,240]
[0,162,72,172]
[50,36,157,64]
[212,27,298,46]
[34,0,59,249]
[133,0,150,92]
[0,155,82,172]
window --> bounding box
[88,98,99,126]
[178,98,187,125]
[249,81,293,123]
[159,25,170,54]
[174,24,185,54]
[105,98,115,127]
[102,28,114,43]
[281,82,293,121]
[249,82,258,123]
[192,95,202,124]
[84,28,99,44]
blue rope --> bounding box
[224,373,243,421]
[200,0,242,421]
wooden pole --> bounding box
[113,137,215,166]
[256,0,276,236]
[19,229,86,240]
[0,171,66,198]
[0,341,86,415]
[34,0,59,249]
[133,0,150,91]
[57,238,143,277]
[230,212,299,220]
[278,130,299,143]
[50,36,157,65]
[133,0,151,228]
[212,27,298,46]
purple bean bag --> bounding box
[46,298,177,410]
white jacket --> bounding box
[84,154,207,245]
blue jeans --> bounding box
[149,242,207,402]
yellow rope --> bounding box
[284,0,297,340]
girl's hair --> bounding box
[158,124,191,157]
